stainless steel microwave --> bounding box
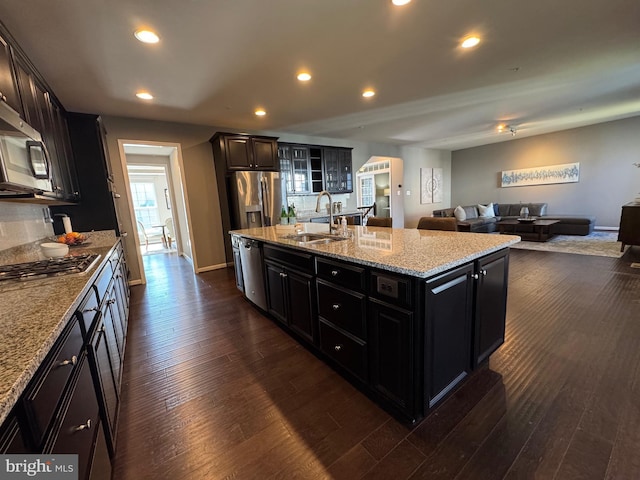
[0,101,52,194]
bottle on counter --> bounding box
[341,215,348,236]
[288,204,297,224]
[280,205,288,225]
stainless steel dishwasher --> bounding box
[238,238,267,310]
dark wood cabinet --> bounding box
[51,114,121,235]
[473,250,509,367]
[618,203,640,251]
[265,259,316,342]
[0,32,22,116]
[323,147,353,193]
[264,245,316,343]
[369,298,414,410]
[424,262,474,408]
[0,414,29,454]
[211,132,278,171]
[319,320,367,382]
[279,144,312,194]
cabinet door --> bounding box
[0,34,22,116]
[473,250,509,367]
[13,52,41,132]
[424,263,473,408]
[50,356,100,480]
[285,268,316,343]
[88,319,118,453]
[251,137,278,170]
[0,415,30,454]
[291,146,311,193]
[322,148,339,192]
[279,145,293,193]
[265,261,287,325]
[49,100,79,201]
[338,149,353,192]
[101,300,122,387]
[369,299,414,412]
[224,135,252,170]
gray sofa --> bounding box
[432,203,595,235]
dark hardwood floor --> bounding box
[113,246,640,479]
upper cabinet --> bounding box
[0,32,22,116]
[280,143,353,195]
[323,147,353,193]
[210,132,279,171]
[0,23,79,202]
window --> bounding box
[131,182,159,227]
[358,175,375,208]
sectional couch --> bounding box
[432,203,595,235]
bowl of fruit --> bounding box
[56,232,89,246]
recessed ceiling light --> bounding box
[297,72,312,81]
[255,109,266,116]
[134,29,160,44]
[136,92,153,100]
[362,89,376,98]
[461,36,480,48]
[497,123,506,132]
[392,0,411,5]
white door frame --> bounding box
[117,139,197,285]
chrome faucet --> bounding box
[315,190,335,234]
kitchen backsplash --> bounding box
[0,203,54,251]
[287,193,351,216]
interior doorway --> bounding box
[118,140,195,285]
[356,156,404,228]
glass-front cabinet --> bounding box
[279,144,311,194]
[323,147,353,193]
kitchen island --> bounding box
[231,224,520,422]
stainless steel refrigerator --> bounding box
[229,170,284,229]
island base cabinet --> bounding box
[368,299,415,415]
[473,250,509,368]
[319,321,367,382]
[424,263,473,409]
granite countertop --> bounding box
[231,224,521,278]
[0,231,119,425]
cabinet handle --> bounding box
[74,419,92,432]
[481,269,487,276]
[107,298,116,305]
[332,304,341,311]
[279,272,288,278]
[82,306,99,313]
[334,344,342,352]
[472,273,479,280]
[58,355,77,367]
[331,270,340,277]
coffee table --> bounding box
[497,219,560,242]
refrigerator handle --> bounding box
[261,176,270,225]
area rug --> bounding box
[509,231,623,258]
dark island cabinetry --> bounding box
[252,233,511,423]
[618,203,640,251]
[264,244,316,343]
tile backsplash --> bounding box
[0,203,54,251]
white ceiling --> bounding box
[1,0,639,151]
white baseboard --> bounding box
[128,279,143,286]
[594,226,619,231]
[196,263,229,273]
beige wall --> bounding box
[101,116,225,282]
[399,147,452,228]
[451,116,640,228]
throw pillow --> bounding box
[477,203,495,218]
[493,203,500,216]
[454,205,466,221]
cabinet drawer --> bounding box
[316,257,366,292]
[50,357,100,480]
[23,317,84,448]
[317,279,366,339]
[0,415,29,454]
[94,262,113,304]
[77,287,100,338]
[319,321,367,382]
[264,244,314,273]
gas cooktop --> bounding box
[0,254,100,283]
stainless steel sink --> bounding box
[282,233,349,245]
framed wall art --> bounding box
[501,163,580,188]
